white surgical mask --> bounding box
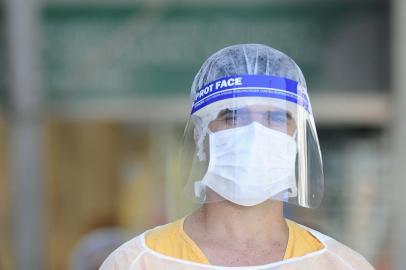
[195,122,298,206]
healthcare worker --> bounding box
[100,44,374,269]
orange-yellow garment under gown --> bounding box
[145,218,324,264]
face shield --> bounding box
[180,45,323,208]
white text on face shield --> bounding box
[195,77,242,101]
[215,77,242,90]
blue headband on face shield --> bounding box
[191,75,310,115]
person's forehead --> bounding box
[243,104,286,112]
[220,104,292,113]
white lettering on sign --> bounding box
[195,77,243,101]
[234,77,242,86]
[196,83,214,100]
[215,77,242,90]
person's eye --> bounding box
[224,115,235,121]
[271,111,288,123]
[221,110,234,120]
[216,109,233,120]
[225,114,238,124]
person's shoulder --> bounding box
[99,233,146,270]
[145,218,184,249]
[294,221,375,270]
[286,219,324,251]
[99,220,184,270]
[322,235,375,269]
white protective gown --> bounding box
[100,224,374,270]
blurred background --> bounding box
[1,0,406,269]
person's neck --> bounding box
[186,200,288,245]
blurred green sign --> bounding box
[43,2,388,101]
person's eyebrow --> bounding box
[216,109,233,119]
[271,109,293,120]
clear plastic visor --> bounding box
[181,77,323,208]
